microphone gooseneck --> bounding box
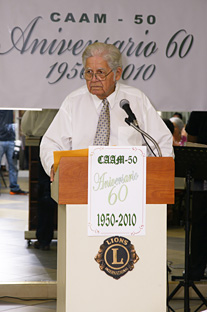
[119,99,162,157]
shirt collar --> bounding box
[90,82,120,111]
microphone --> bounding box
[119,99,138,126]
[119,99,162,157]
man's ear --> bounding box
[115,67,122,81]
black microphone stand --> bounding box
[167,146,207,312]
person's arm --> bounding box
[185,112,199,144]
[140,95,174,157]
[40,100,72,177]
[21,111,39,136]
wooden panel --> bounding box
[58,156,174,205]
[59,157,88,205]
[146,157,174,204]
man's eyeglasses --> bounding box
[84,69,113,81]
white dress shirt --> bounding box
[40,82,174,176]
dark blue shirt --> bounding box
[0,110,15,141]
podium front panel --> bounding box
[57,203,167,312]
[54,155,174,312]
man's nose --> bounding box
[91,73,99,81]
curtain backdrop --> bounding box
[0,0,206,111]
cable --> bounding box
[125,118,162,157]
[141,133,157,157]
[0,296,56,301]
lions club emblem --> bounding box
[95,236,139,279]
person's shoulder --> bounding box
[67,84,88,99]
[60,85,88,109]
[118,82,146,97]
[118,83,150,105]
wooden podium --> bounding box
[51,156,174,312]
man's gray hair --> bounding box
[82,42,122,69]
[170,117,184,133]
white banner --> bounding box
[0,0,206,111]
[88,146,146,236]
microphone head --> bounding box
[119,98,139,127]
[119,99,130,109]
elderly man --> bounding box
[40,42,174,180]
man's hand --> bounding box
[50,165,55,182]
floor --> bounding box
[0,170,207,311]
[0,170,56,311]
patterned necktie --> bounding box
[93,99,110,146]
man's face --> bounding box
[85,56,122,99]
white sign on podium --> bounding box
[88,146,146,236]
